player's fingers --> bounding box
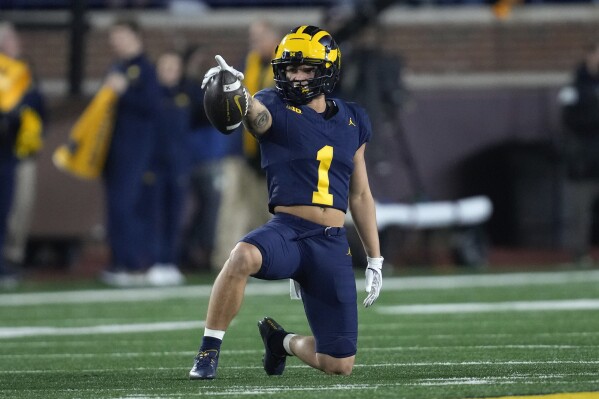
[365,270,373,292]
[215,55,245,80]
[365,289,379,307]
[201,76,213,89]
[363,293,374,307]
[201,67,220,89]
[215,55,230,69]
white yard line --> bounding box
[377,299,599,315]
[1,363,598,373]
[0,344,591,358]
[0,321,204,339]
[7,380,599,399]
[381,269,599,290]
[1,269,599,307]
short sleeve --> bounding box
[253,88,280,140]
[356,105,372,147]
[254,88,279,116]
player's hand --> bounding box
[201,55,244,89]
[364,256,383,307]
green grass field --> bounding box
[1,269,599,399]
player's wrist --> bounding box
[367,256,384,269]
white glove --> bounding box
[201,55,245,89]
[364,256,383,308]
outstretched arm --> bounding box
[202,55,272,137]
[243,95,271,137]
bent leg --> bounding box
[288,335,355,375]
[191,237,263,380]
[205,242,262,330]
[294,230,357,375]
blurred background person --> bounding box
[210,19,280,270]
[0,21,45,287]
[179,44,229,272]
[333,21,410,201]
[330,19,414,265]
[100,18,161,287]
[559,42,599,267]
[142,50,189,286]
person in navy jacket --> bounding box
[100,18,161,287]
[178,44,230,272]
[142,51,190,286]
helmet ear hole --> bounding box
[321,66,338,95]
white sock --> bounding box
[282,333,297,356]
[204,328,225,340]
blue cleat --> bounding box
[257,317,288,376]
[189,349,219,380]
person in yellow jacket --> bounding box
[0,22,45,287]
[211,20,281,270]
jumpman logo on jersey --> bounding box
[348,117,357,126]
[346,247,352,256]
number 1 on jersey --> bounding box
[312,145,334,206]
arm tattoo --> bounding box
[247,110,270,135]
[254,110,270,129]
[243,96,271,136]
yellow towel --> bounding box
[53,86,118,180]
[0,53,32,113]
[14,106,43,159]
[242,51,274,159]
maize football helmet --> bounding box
[271,25,340,105]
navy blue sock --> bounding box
[200,336,222,352]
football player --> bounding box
[190,25,383,379]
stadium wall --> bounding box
[9,4,597,249]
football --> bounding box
[203,70,249,134]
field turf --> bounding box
[1,269,598,399]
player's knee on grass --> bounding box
[317,354,354,376]
[315,336,356,375]
[225,242,262,277]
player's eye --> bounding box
[285,66,315,75]
[299,67,316,74]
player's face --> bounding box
[285,65,316,87]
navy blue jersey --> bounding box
[254,88,372,213]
